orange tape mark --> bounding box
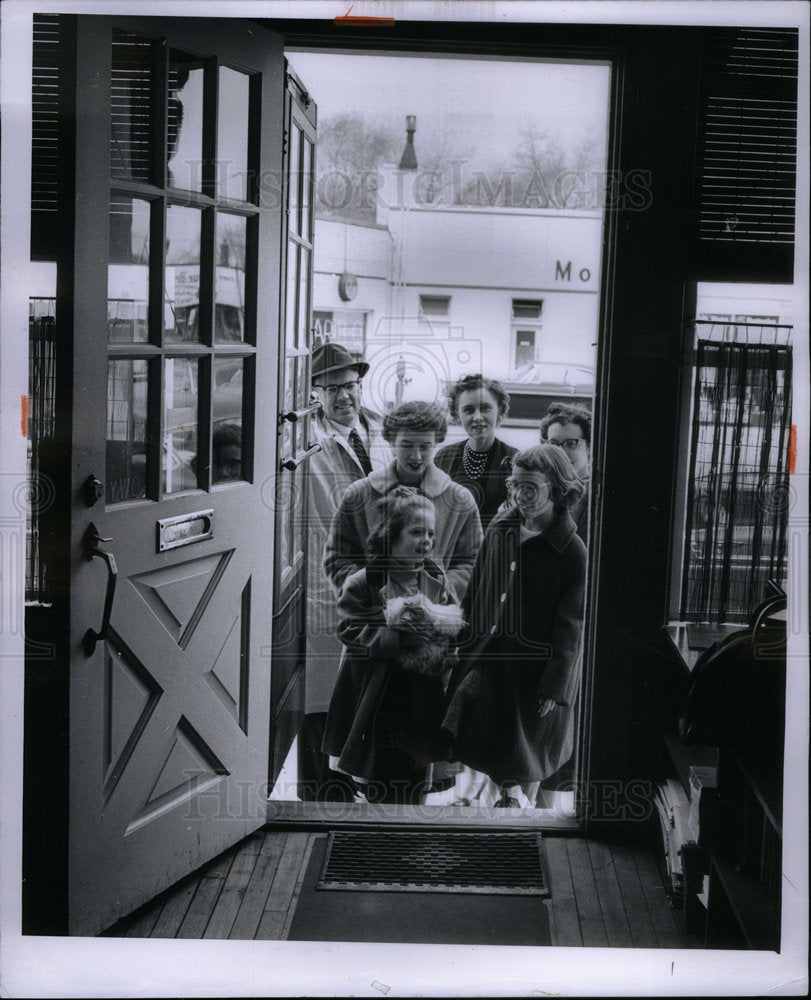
[335,4,395,25]
[788,424,797,474]
[21,395,29,437]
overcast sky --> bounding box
[286,51,611,171]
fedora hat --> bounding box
[312,342,369,381]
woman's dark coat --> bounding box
[443,505,587,785]
[322,558,452,781]
[434,437,518,529]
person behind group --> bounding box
[324,400,483,604]
[442,443,587,809]
[434,374,518,530]
[299,342,391,802]
[212,423,242,482]
[323,489,464,803]
[539,401,591,540]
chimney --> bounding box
[398,115,418,171]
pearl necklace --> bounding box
[463,441,491,480]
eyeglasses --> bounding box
[506,479,545,498]
[313,379,362,397]
[548,438,583,453]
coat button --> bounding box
[510,561,516,572]
[500,593,507,602]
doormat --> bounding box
[318,830,549,895]
[286,835,551,946]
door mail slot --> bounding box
[157,509,214,552]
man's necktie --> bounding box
[348,428,373,475]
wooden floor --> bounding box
[105,827,696,948]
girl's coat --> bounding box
[323,557,453,780]
[443,505,587,785]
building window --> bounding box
[515,330,535,366]
[313,309,366,354]
[419,295,450,317]
[512,299,543,320]
[511,299,543,368]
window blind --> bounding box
[31,13,61,260]
[696,28,798,280]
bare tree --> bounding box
[456,126,603,209]
[411,133,474,206]
[315,114,399,223]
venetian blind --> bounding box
[696,28,798,280]
[31,13,61,260]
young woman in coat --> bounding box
[323,400,483,604]
[323,489,464,804]
[442,443,587,808]
[434,374,518,530]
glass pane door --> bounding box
[106,28,257,503]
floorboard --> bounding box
[255,833,314,940]
[565,837,609,947]
[176,855,235,939]
[586,838,634,947]
[148,878,198,939]
[121,902,162,939]
[543,836,583,947]
[204,830,265,940]
[631,840,688,948]
[280,834,319,940]
[608,840,658,948]
[227,830,289,940]
[104,827,699,949]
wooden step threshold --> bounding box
[265,799,583,831]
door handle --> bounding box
[83,522,118,656]
[281,399,322,423]
[280,442,322,471]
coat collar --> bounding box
[493,504,578,554]
[312,407,375,441]
[366,555,448,598]
[368,555,445,580]
[367,460,451,499]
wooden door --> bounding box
[59,15,287,935]
[269,69,318,788]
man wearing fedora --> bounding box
[298,342,390,801]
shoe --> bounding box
[494,793,520,808]
[451,797,471,806]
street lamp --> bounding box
[398,115,418,171]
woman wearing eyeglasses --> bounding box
[539,401,591,541]
[441,443,587,809]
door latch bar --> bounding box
[83,522,118,656]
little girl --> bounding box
[442,444,587,809]
[322,487,464,804]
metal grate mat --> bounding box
[317,830,549,896]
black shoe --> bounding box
[494,793,520,808]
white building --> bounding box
[312,164,601,423]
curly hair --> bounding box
[538,401,592,446]
[382,400,447,445]
[446,374,510,420]
[511,443,585,513]
[367,486,436,556]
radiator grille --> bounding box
[317,831,549,896]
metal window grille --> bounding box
[27,298,58,605]
[681,324,792,623]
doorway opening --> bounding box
[268,48,612,826]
